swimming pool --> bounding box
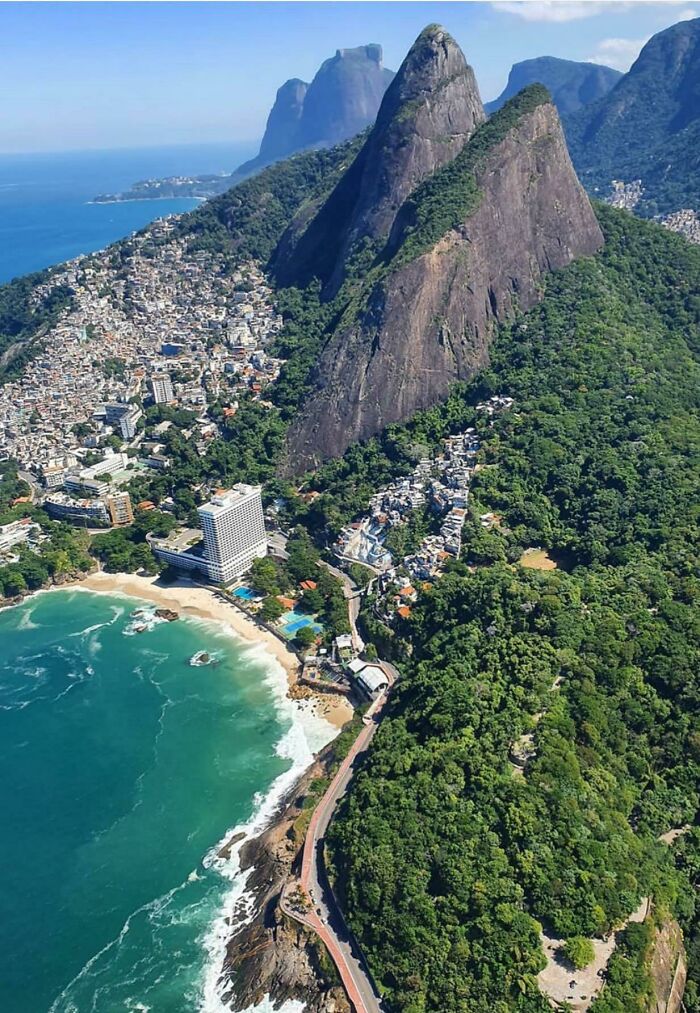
[232,587,256,600]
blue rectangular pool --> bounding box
[232,587,256,600]
[279,610,323,638]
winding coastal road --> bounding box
[282,667,396,1013]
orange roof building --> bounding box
[397,605,412,619]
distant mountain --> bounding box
[486,56,621,116]
[234,44,394,179]
[92,45,394,205]
[565,17,700,213]
[275,25,602,470]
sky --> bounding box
[0,0,697,153]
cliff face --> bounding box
[258,79,309,162]
[486,56,621,117]
[273,25,485,295]
[235,45,394,180]
[297,44,394,148]
[281,71,603,471]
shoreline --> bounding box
[70,571,354,731]
[87,195,208,205]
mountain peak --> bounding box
[565,15,700,212]
[235,44,394,179]
[273,24,485,293]
[282,84,602,471]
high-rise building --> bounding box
[197,484,266,584]
[151,374,174,404]
[118,406,142,441]
[107,492,134,526]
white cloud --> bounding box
[584,5,697,70]
[493,2,633,22]
[586,35,650,69]
[492,1,694,23]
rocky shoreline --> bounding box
[220,747,350,1013]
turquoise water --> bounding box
[0,589,329,1013]
[0,142,255,284]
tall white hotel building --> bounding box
[197,484,267,584]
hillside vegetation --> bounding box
[323,206,700,1012]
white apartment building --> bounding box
[117,406,142,440]
[0,519,40,553]
[197,484,267,584]
[151,373,174,404]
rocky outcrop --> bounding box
[282,78,603,470]
[257,79,308,163]
[273,24,485,296]
[649,918,687,1013]
[234,45,394,181]
[486,56,621,117]
[221,754,349,1013]
[297,44,394,149]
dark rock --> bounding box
[273,24,485,296]
[280,30,603,471]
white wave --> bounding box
[198,648,338,1013]
[67,606,125,639]
[16,607,39,630]
[48,876,194,1012]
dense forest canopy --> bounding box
[322,206,700,1012]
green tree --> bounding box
[564,937,596,970]
[294,625,317,650]
[260,596,285,622]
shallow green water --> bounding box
[0,589,328,1012]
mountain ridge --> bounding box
[486,56,621,117]
[565,16,700,214]
[275,28,603,472]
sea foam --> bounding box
[199,639,338,1013]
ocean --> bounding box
[0,142,256,284]
[0,588,333,1013]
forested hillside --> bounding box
[324,206,700,1012]
[565,17,700,215]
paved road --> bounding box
[17,470,39,502]
[299,700,389,1013]
[320,559,364,652]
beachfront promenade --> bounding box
[281,666,396,1013]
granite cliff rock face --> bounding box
[297,44,394,149]
[258,79,309,163]
[273,25,485,296]
[279,42,603,470]
[235,45,394,180]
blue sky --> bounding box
[1,1,696,153]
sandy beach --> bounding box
[74,571,354,730]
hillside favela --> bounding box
[0,4,698,1013]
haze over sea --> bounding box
[0,142,255,284]
[0,588,331,1012]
